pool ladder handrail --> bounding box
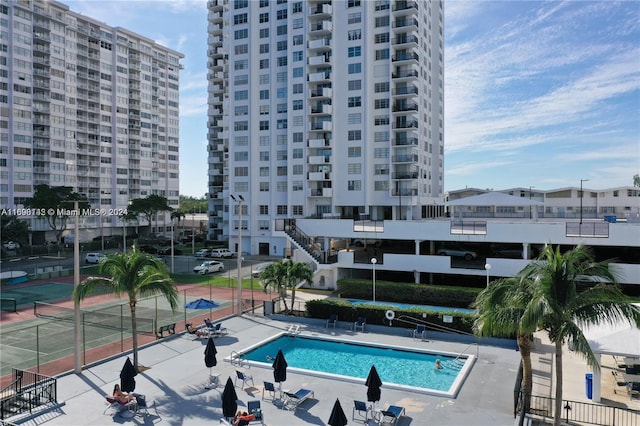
[230,351,246,367]
[395,315,479,359]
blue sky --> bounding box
[64,1,640,197]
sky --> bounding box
[63,0,640,197]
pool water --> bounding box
[347,299,475,314]
[240,335,467,394]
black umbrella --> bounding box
[272,349,288,385]
[365,365,382,404]
[205,337,218,368]
[328,398,348,426]
[221,377,238,419]
[120,357,137,393]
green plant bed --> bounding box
[305,299,475,334]
[171,273,265,291]
[337,279,481,309]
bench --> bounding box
[155,323,176,339]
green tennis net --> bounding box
[34,302,156,334]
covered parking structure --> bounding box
[446,191,544,220]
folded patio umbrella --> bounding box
[272,349,288,385]
[184,298,220,310]
[204,337,217,368]
[365,365,382,404]
[221,377,238,419]
[328,398,348,426]
[120,357,137,393]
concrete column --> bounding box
[414,270,420,284]
[592,353,601,402]
[523,243,529,260]
[414,239,421,255]
[429,240,435,255]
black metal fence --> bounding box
[0,299,16,313]
[0,369,57,420]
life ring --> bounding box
[385,310,395,321]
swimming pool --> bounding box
[347,299,475,314]
[229,333,474,397]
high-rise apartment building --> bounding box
[1,0,183,242]
[207,0,443,256]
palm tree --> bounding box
[72,245,179,371]
[518,244,640,426]
[261,260,313,314]
[474,277,536,425]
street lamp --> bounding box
[485,263,491,287]
[230,194,244,316]
[580,179,589,225]
[371,257,377,303]
[170,217,175,274]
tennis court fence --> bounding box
[0,299,17,313]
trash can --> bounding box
[263,300,273,315]
[585,373,593,399]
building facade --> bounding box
[1,0,183,242]
[207,0,444,256]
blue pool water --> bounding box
[240,335,467,393]
[347,299,475,314]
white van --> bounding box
[210,248,234,258]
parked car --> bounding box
[437,248,478,260]
[195,249,211,258]
[251,262,274,278]
[85,253,107,264]
[193,261,224,275]
[138,245,159,254]
[210,248,234,258]
[2,241,19,250]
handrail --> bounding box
[230,351,245,367]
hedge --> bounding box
[336,279,481,309]
[305,299,475,334]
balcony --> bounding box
[308,155,331,165]
[310,104,332,115]
[308,171,331,181]
[392,120,418,129]
[308,138,331,148]
[310,87,332,98]
[392,154,419,163]
[310,21,332,34]
[392,102,418,112]
[309,4,332,17]
[309,70,332,82]
[392,52,419,63]
[393,18,418,29]
[393,1,418,12]
[393,35,419,46]
[393,137,418,146]
[392,85,418,96]
[309,121,333,132]
[308,37,331,50]
[308,55,331,66]
[310,188,333,197]
[392,171,419,179]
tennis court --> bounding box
[0,281,77,311]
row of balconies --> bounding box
[309,3,332,16]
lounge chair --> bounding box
[354,317,366,332]
[379,405,405,425]
[235,370,255,389]
[262,381,277,401]
[612,371,628,394]
[326,314,338,329]
[104,396,136,415]
[287,324,300,334]
[132,393,150,417]
[352,400,370,421]
[185,323,207,338]
[246,400,264,425]
[413,324,426,339]
[282,388,314,411]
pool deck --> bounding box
[14,314,522,426]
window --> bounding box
[277,151,288,160]
[259,205,269,215]
[374,116,389,125]
[292,181,303,191]
[292,165,303,175]
[348,147,362,157]
[375,99,390,109]
[234,0,248,9]
[292,148,303,159]
[259,12,269,23]
[258,220,270,231]
[277,182,287,192]
[277,9,287,20]
[374,164,389,175]
[277,71,287,83]
[348,130,361,140]
[234,90,248,101]
[374,33,390,43]
[260,90,269,100]
[234,13,248,24]
[259,120,269,130]
[259,167,269,176]
[375,49,389,60]
[347,0,361,7]
[277,25,287,36]
[348,12,361,24]
[234,151,249,161]
[374,82,389,92]
[277,205,288,215]
[348,46,361,57]
[293,83,304,94]
[260,151,270,161]
[293,17,303,29]
[292,100,303,110]
[235,74,249,85]
[374,147,389,158]
[259,105,270,115]
[259,59,269,69]
[292,205,303,215]
[293,51,303,62]
[234,121,248,131]
[277,166,288,176]
[277,40,287,51]
[374,180,389,191]
[234,29,248,40]
[293,67,303,78]
[348,163,362,174]
[348,80,361,91]
[375,0,390,11]
[293,35,303,46]
[374,131,390,142]
[260,182,270,192]
[348,96,362,107]
[348,113,361,124]
[348,63,361,74]
[234,167,249,176]
[277,56,288,66]
[293,132,303,143]
[348,29,361,40]
[347,180,361,191]
[375,16,389,27]
[260,28,269,38]
[277,119,288,129]
[259,44,269,54]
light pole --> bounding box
[485,263,491,287]
[72,200,81,373]
[529,186,535,219]
[371,257,377,302]
[580,179,589,225]
[191,209,195,255]
[231,194,244,315]
[170,218,175,274]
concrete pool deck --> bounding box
[15,314,522,426]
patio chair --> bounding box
[326,314,338,329]
[247,400,264,425]
[413,324,426,339]
[235,370,254,389]
[104,396,136,415]
[212,322,228,336]
[379,405,405,425]
[282,388,314,411]
[353,317,366,332]
[132,393,150,417]
[185,323,207,339]
[612,371,628,394]
[262,381,277,401]
[352,400,370,421]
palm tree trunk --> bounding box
[517,334,533,426]
[129,299,139,371]
[553,339,563,426]
[290,285,296,314]
[280,285,289,312]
